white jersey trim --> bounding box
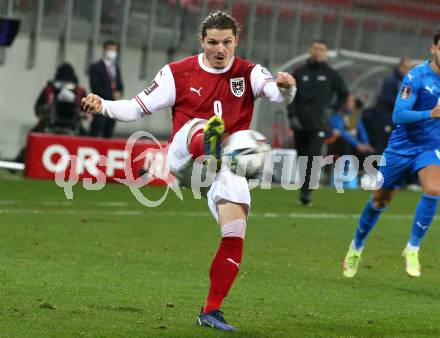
[198,53,235,74]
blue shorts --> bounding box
[379,149,440,189]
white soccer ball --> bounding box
[223,130,271,178]
[360,173,378,190]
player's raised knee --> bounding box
[423,186,440,197]
[221,219,246,239]
[372,197,390,209]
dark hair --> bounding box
[398,57,411,66]
[312,39,328,47]
[434,30,440,45]
[103,40,118,49]
[54,63,78,84]
[355,97,364,110]
[199,11,240,39]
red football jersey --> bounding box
[129,53,287,141]
[169,55,256,139]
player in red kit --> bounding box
[82,11,296,331]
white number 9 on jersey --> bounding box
[214,100,222,117]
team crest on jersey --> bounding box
[144,80,159,96]
[230,77,245,97]
[400,86,411,100]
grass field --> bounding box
[1,171,440,337]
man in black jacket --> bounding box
[287,40,348,206]
[363,57,412,155]
[89,40,124,138]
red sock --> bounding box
[188,128,204,160]
[203,237,244,313]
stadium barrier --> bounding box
[24,133,172,185]
[0,160,24,171]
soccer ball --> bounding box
[360,173,382,190]
[222,130,271,178]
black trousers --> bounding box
[90,115,116,138]
[294,130,325,195]
[327,137,370,172]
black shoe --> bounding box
[299,190,313,207]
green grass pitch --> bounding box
[1,171,440,337]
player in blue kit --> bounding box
[343,30,440,278]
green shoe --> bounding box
[343,242,362,278]
[402,247,421,277]
[203,115,225,167]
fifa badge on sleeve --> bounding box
[400,86,411,100]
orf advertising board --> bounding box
[24,133,172,185]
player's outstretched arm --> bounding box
[276,72,296,89]
[81,94,102,115]
[81,93,144,122]
[81,65,176,122]
[276,72,297,105]
[392,105,432,124]
[392,71,432,124]
[250,65,297,105]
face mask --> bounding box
[105,50,117,62]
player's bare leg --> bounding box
[403,165,440,277]
[371,188,397,209]
[343,188,396,278]
[418,164,440,200]
[198,201,247,331]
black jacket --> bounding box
[89,59,124,100]
[287,59,348,131]
[376,67,403,115]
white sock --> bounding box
[406,243,420,252]
[351,241,363,252]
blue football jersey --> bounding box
[387,61,440,155]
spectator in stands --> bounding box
[328,94,374,167]
[14,63,87,162]
[89,40,124,138]
[363,57,413,154]
[287,40,348,206]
